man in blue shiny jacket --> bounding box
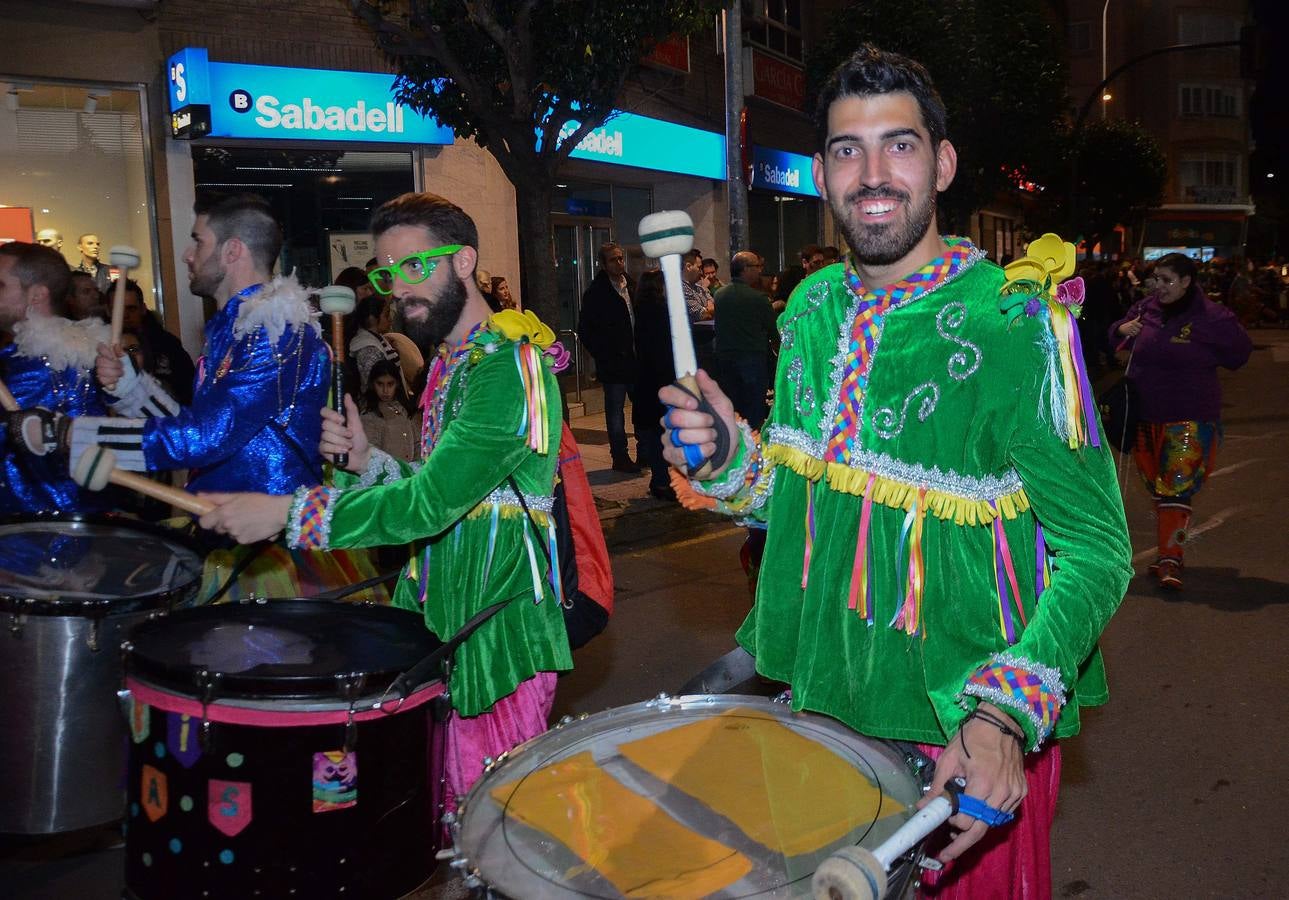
[68,195,329,496]
[1,241,112,512]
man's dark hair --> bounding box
[597,242,623,267]
[799,244,822,263]
[683,249,703,265]
[822,246,840,263]
[370,193,479,264]
[702,257,718,271]
[814,44,948,155]
[194,193,283,273]
[0,241,71,315]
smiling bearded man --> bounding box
[658,46,1131,898]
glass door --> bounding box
[552,215,612,402]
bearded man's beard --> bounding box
[834,173,939,268]
[394,273,468,356]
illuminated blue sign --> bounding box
[554,112,726,180]
[165,48,454,144]
[750,145,819,197]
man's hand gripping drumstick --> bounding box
[639,210,734,479]
[101,245,141,392]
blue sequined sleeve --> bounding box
[142,326,321,471]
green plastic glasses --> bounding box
[367,244,464,295]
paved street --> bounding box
[5,331,1287,898]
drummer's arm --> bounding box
[283,349,553,551]
[72,329,319,473]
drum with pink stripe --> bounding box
[120,599,447,900]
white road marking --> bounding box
[1207,458,1265,478]
[649,526,741,553]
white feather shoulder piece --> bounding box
[12,315,110,371]
[233,273,322,344]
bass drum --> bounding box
[450,694,929,898]
[0,513,204,833]
[121,599,447,900]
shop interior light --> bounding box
[235,165,342,173]
[1101,92,1113,101]
[84,90,111,114]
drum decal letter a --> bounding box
[208,780,253,836]
[141,764,168,822]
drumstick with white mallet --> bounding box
[638,210,730,478]
[72,445,215,517]
[102,245,142,392]
[319,285,356,469]
[811,777,1006,900]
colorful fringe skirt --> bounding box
[1133,420,1220,502]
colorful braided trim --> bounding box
[961,652,1067,751]
[287,485,337,551]
[765,443,1030,527]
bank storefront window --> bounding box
[0,78,160,314]
[193,146,415,289]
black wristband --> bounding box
[966,708,1026,747]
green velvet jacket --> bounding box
[287,325,571,717]
[696,242,1131,749]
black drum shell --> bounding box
[0,513,204,834]
[121,600,447,900]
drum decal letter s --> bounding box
[312,750,358,812]
[208,780,253,836]
[141,764,169,822]
[166,713,203,768]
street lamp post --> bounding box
[1101,0,1111,120]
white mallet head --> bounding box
[319,285,357,316]
[72,445,117,492]
[108,245,141,269]
[639,210,695,260]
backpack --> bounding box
[510,423,613,650]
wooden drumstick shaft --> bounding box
[109,468,214,516]
[109,269,128,348]
[330,314,349,469]
[0,375,18,412]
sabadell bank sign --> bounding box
[165,48,454,144]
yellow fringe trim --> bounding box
[464,502,551,526]
[764,444,1029,527]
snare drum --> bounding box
[121,600,447,900]
[0,513,204,834]
[450,694,929,899]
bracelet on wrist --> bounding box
[965,708,1026,747]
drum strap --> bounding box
[384,598,511,702]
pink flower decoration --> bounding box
[1056,276,1085,308]
[544,340,571,373]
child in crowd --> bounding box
[359,359,421,463]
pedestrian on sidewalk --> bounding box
[631,270,677,500]
[1110,252,1252,590]
[579,242,640,473]
[713,251,777,430]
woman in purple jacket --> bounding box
[1110,253,1252,589]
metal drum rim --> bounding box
[0,511,205,616]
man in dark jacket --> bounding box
[578,242,639,472]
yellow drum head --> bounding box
[455,695,923,899]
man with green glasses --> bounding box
[199,192,572,814]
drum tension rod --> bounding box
[195,669,223,752]
[337,672,365,753]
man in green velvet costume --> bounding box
[200,193,571,810]
[662,47,1131,895]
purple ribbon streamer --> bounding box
[1067,319,1101,448]
[1035,522,1048,599]
[993,508,1017,644]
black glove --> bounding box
[5,407,69,456]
